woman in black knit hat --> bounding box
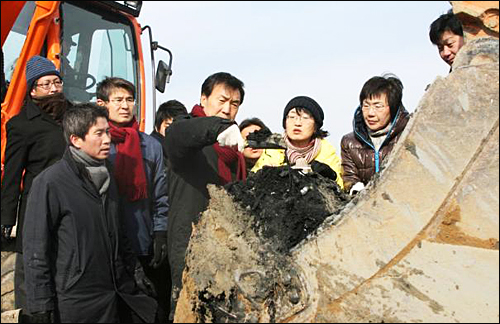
[251,95,344,190]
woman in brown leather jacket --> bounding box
[340,74,410,195]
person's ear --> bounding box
[96,99,106,107]
[200,94,208,108]
[70,134,83,148]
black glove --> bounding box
[149,231,168,268]
[29,311,54,323]
[311,161,337,181]
[134,263,157,298]
[1,224,14,241]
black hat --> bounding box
[26,55,61,89]
[283,96,324,128]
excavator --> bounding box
[2,1,499,323]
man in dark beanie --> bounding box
[340,73,410,195]
[1,55,71,319]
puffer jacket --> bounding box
[252,138,344,189]
[340,105,410,192]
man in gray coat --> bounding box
[23,103,157,322]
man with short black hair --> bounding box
[429,11,465,69]
[150,99,188,167]
[23,103,157,323]
[164,71,247,320]
[96,76,169,322]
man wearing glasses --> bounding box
[96,77,169,322]
[1,55,72,320]
[340,74,410,195]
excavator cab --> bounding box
[1,1,172,178]
[3,1,140,117]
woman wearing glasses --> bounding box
[1,55,72,318]
[252,95,344,190]
[340,74,410,195]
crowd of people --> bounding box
[0,11,465,323]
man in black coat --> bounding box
[164,72,247,320]
[150,99,188,168]
[23,103,157,323]
[1,55,71,314]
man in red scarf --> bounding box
[164,72,246,321]
[96,77,169,322]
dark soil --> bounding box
[246,127,272,141]
[225,165,350,253]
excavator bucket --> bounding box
[174,3,499,322]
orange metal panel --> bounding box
[1,1,27,46]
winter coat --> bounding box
[22,149,157,323]
[163,115,236,304]
[1,99,66,252]
[150,130,168,169]
[340,106,410,192]
[108,132,168,257]
[251,138,344,189]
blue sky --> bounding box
[140,1,452,152]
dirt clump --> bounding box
[225,165,350,253]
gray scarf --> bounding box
[369,122,392,152]
[69,146,110,196]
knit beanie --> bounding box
[26,55,61,89]
[283,96,324,128]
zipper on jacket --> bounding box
[354,106,402,174]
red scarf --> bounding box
[191,105,247,184]
[109,117,148,201]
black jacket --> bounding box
[22,149,157,322]
[1,98,67,252]
[164,115,235,305]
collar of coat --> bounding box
[24,96,61,126]
[352,105,410,147]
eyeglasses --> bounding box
[109,97,135,105]
[362,103,387,112]
[286,114,313,123]
[35,80,63,90]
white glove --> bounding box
[217,124,245,152]
[349,182,365,196]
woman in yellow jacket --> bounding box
[252,96,344,190]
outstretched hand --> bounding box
[217,124,245,152]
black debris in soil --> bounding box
[246,127,273,142]
[225,165,350,253]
